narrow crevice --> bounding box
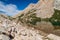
[9,34,14,39]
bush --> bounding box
[49,9,60,26]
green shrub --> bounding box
[49,9,60,26]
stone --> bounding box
[36,21,54,33]
[47,34,60,40]
[0,34,10,40]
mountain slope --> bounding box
[13,0,54,18]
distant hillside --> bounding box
[0,13,13,21]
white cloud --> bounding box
[0,1,20,16]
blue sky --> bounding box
[0,0,38,16]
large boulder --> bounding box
[36,21,54,33]
[47,34,60,40]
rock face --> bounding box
[54,0,60,10]
[13,0,54,18]
[34,0,54,18]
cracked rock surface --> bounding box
[0,19,60,40]
[0,14,60,40]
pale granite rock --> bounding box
[47,34,60,40]
[0,34,10,40]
